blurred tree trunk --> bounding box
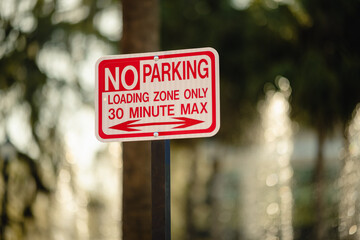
[120,0,159,239]
[313,124,327,240]
[121,0,159,54]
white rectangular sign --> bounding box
[95,47,220,142]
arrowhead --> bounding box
[110,120,140,132]
[173,117,204,129]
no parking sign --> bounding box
[95,48,220,142]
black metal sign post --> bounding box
[151,140,171,240]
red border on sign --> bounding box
[96,49,219,141]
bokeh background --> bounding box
[0,0,360,239]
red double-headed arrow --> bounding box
[109,117,204,132]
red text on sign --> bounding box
[153,90,180,102]
[129,105,175,118]
[143,59,209,83]
[184,88,208,99]
[108,92,149,104]
[181,102,208,115]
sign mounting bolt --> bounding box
[154,55,159,61]
[154,132,159,137]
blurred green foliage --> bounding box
[161,0,360,140]
[0,0,117,238]
[161,0,360,239]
